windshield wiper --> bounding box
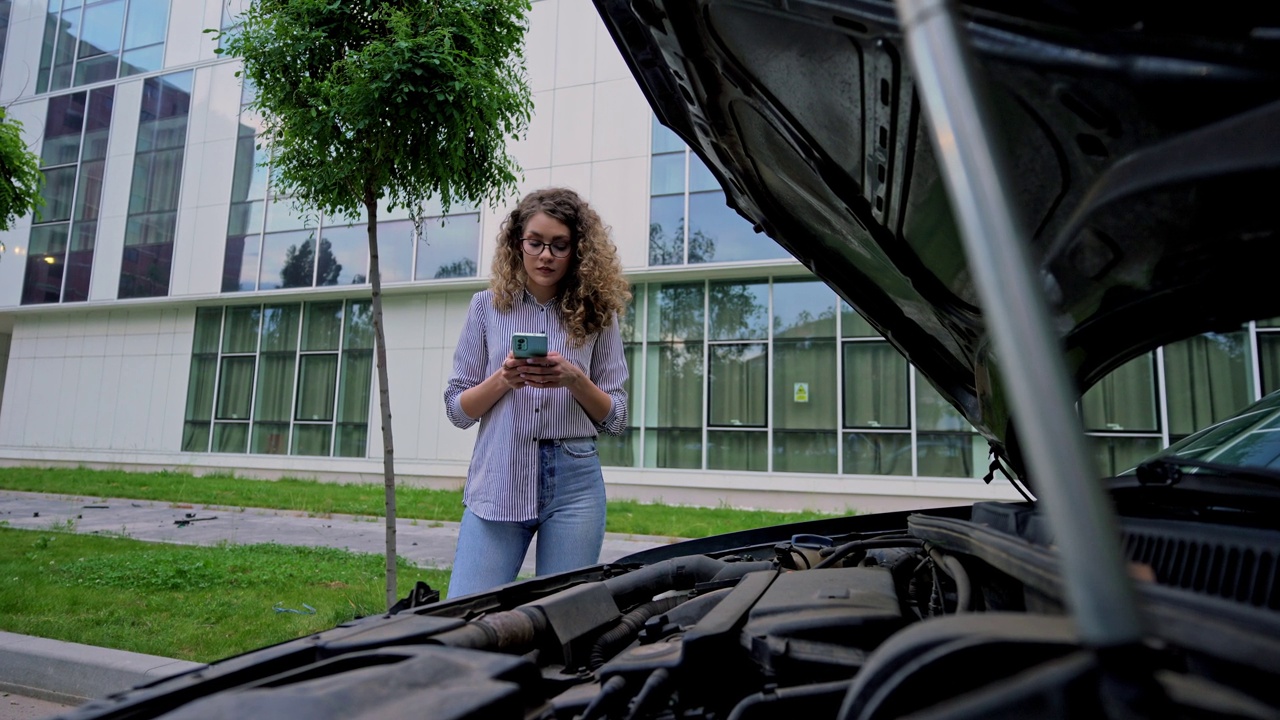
[1134,456,1280,488]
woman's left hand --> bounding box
[517,351,584,390]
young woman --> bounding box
[443,187,631,598]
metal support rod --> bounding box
[894,0,1143,647]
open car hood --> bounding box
[594,0,1280,474]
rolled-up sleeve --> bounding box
[444,293,488,429]
[590,316,629,435]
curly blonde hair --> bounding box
[491,188,631,345]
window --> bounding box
[22,87,114,304]
[1258,318,1280,397]
[37,0,171,94]
[708,281,769,471]
[642,282,705,469]
[841,302,912,475]
[221,87,481,292]
[119,70,191,299]
[0,1,13,65]
[774,281,838,473]
[608,277,986,478]
[649,119,788,266]
[596,295,641,468]
[183,300,373,457]
[1080,352,1163,476]
[1162,331,1254,443]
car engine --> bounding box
[63,496,1280,720]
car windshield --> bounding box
[1127,390,1280,473]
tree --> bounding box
[0,107,44,262]
[218,0,532,609]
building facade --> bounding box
[0,0,1276,513]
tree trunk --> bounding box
[365,191,398,610]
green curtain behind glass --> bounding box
[1164,332,1253,439]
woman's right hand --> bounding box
[497,351,528,390]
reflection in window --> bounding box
[416,214,480,280]
[0,1,12,65]
[221,84,481,293]
[183,300,372,457]
[119,71,191,299]
[648,118,788,266]
[23,88,114,304]
[37,0,171,94]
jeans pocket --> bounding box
[560,437,598,459]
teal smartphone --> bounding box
[511,332,548,358]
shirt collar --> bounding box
[521,288,558,309]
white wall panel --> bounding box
[512,89,554,171]
[0,6,45,104]
[525,0,558,94]
[0,100,44,307]
[550,84,595,167]
[593,9,632,84]
[24,356,60,445]
[71,353,101,448]
[90,79,143,301]
[165,0,219,68]
[554,0,596,89]
[0,356,34,444]
[591,79,649,162]
[418,347,450,461]
[590,156,649,270]
[549,162,592,197]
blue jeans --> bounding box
[447,438,606,599]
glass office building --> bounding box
[1,0,1277,512]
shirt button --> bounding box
[534,408,539,413]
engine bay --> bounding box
[63,500,1280,720]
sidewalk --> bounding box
[0,489,682,711]
[0,489,680,576]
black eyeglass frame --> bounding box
[520,237,573,258]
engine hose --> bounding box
[603,556,773,609]
[624,668,672,720]
[428,606,547,651]
[603,556,730,609]
[813,537,924,569]
[589,596,683,670]
[928,548,973,613]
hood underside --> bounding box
[595,0,1280,474]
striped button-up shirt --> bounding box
[445,289,629,521]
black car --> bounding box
[61,1,1280,718]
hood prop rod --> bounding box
[893,0,1143,650]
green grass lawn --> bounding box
[0,526,449,663]
[0,466,846,538]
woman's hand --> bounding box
[497,351,530,389]
[515,351,583,389]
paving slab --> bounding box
[0,490,680,577]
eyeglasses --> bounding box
[521,237,572,258]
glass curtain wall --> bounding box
[119,70,191,298]
[608,277,983,477]
[648,121,788,266]
[183,300,373,457]
[37,0,170,94]
[22,87,113,304]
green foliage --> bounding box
[0,108,43,235]
[216,0,533,220]
[1,528,449,662]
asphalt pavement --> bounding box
[0,489,680,714]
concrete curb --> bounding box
[0,631,204,706]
